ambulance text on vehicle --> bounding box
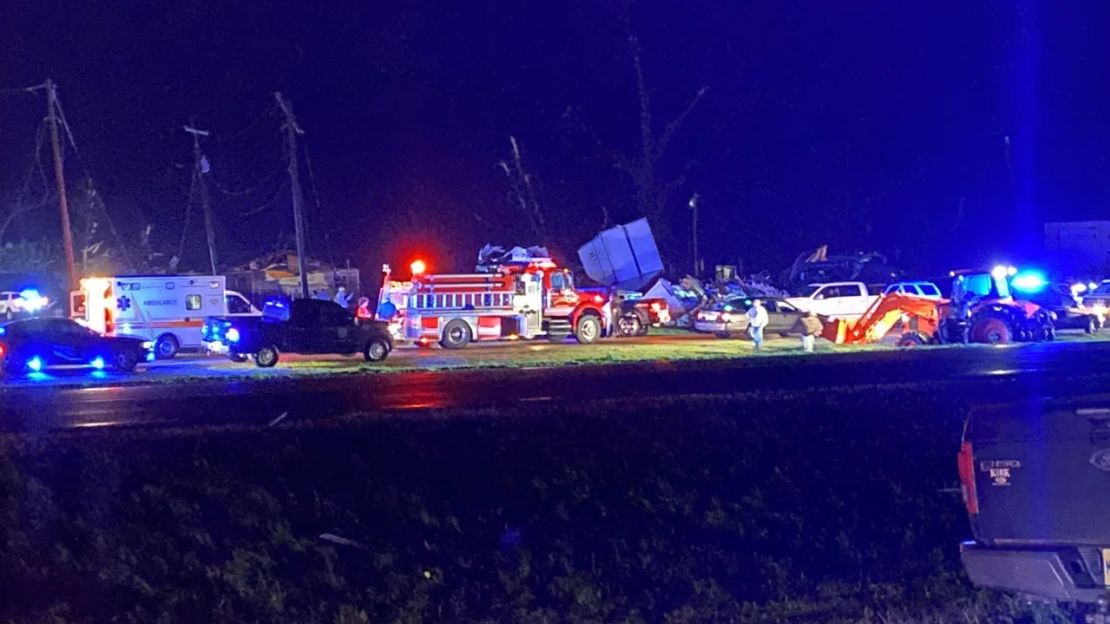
[72,275,259,359]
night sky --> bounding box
[2,1,1108,283]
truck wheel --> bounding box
[617,314,642,338]
[255,345,280,368]
[154,334,179,360]
[112,348,139,372]
[228,353,249,363]
[440,320,472,350]
[574,315,601,344]
[364,339,390,362]
[971,317,1011,344]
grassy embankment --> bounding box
[0,383,1077,623]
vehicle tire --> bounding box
[714,331,731,339]
[112,348,139,372]
[617,314,642,338]
[255,345,280,368]
[635,323,649,337]
[154,334,179,360]
[364,338,390,362]
[971,317,1011,345]
[228,353,249,363]
[574,314,602,344]
[440,319,472,350]
[897,332,928,348]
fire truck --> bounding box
[377,250,611,349]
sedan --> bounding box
[692,296,804,338]
[0,318,153,374]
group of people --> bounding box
[743,298,824,353]
[313,287,374,320]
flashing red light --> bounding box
[0,343,5,358]
[410,259,427,276]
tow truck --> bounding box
[377,248,611,349]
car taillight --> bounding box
[957,441,979,515]
[0,343,5,358]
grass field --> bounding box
[0,384,1079,623]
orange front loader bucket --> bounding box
[820,293,942,345]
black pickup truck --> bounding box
[203,299,393,367]
[959,400,1110,604]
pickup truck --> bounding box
[203,299,393,367]
[785,281,879,320]
[959,400,1110,604]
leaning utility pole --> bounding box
[45,79,78,292]
[184,123,218,275]
[274,92,309,299]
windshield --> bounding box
[799,284,823,297]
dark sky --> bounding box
[2,0,1108,281]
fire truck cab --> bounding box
[381,256,611,349]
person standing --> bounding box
[794,310,823,353]
[746,299,769,352]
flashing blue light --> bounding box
[1011,271,1047,293]
[226,327,241,343]
[0,326,5,336]
[90,357,105,370]
[27,356,43,373]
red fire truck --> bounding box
[377,253,611,349]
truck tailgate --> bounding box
[968,400,1110,545]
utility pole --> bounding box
[274,92,309,299]
[45,79,78,292]
[688,193,700,278]
[184,123,218,275]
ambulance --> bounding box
[72,275,260,359]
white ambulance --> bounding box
[73,275,260,359]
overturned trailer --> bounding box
[577,219,678,336]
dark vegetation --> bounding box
[0,386,1074,623]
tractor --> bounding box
[936,268,1054,345]
[822,267,1054,347]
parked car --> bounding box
[0,318,153,374]
[959,400,1110,604]
[0,289,50,321]
[1082,280,1110,316]
[203,298,393,367]
[785,281,879,320]
[882,281,943,300]
[1017,283,1103,333]
[692,296,803,338]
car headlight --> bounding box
[141,341,154,349]
[226,328,241,343]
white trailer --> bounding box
[73,275,259,359]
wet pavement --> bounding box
[1,333,1109,432]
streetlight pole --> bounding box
[688,193,700,277]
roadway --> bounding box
[1,332,1109,432]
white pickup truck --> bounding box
[785,281,879,320]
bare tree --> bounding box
[565,2,707,256]
[498,136,547,241]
